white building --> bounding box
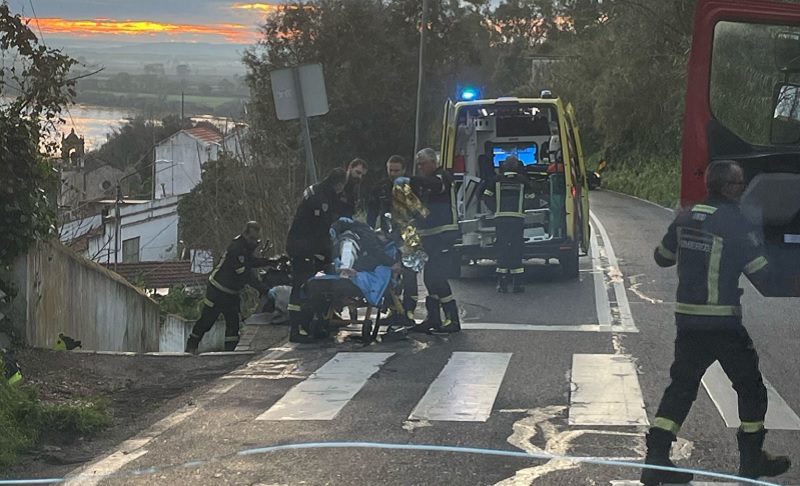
[64,196,181,264]
[153,125,249,200]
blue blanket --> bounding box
[311,265,393,307]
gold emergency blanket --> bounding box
[392,183,429,272]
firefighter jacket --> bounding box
[209,235,272,295]
[482,171,533,219]
[410,167,459,247]
[655,200,771,330]
[286,182,338,261]
[366,179,393,231]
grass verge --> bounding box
[0,380,110,470]
[597,152,681,209]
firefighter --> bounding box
[337,158,369,219]
[287,168,347,343]
[367,154,418,321]
[483,156,532,293]
[641,160,790,485]
[395,148,460,333]
[185,222,273,354]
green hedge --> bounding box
[599,154,681,209]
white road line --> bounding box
[462,323,614,332]
[605,189,676,214]
[702,360,800,430]
[256,352,394,421]
[569,354,649,426]
[592,231,614,329]
[591,211,638,333]
[409,352,512,422]
[611,481,750,485]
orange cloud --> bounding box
[33,18,256,43]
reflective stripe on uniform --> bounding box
[235,266,247,275]
[484,189,495,196]
[210,276,239,295]
[676,303,742,317]
[495,180,524,218]
[707,236,723,305]
[419,223,459,237]
[656,243,676,261]
[692,204,717,215]
[496,267,509,274]
[288,303,302,312]
[744,256,768,275]
[740,421,765,433]
[439,294,454,304]
[203,297,215,307]
[510,268,524,274]
[654,417,681,434]
[7,371,22,385]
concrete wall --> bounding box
[154,132,219,199]
[159,314,224,353]
[17,240,160,352]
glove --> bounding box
[394,176,411,186]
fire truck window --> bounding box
[710,21,800,146]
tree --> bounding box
[0,3,77,266]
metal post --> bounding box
[413,0,430,165]
[292,67,318,184]
[114,183,121,271]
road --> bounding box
[60,190,800,486]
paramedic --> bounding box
[395,148,460,333]
[337,158,369,219]
[286,168,347,343]
[367,154,419,321]
[641,160,790,485]
[483,156,531,293]
[185,222,273,354]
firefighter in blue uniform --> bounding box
[641,160,790,485]
[395,148,461,333]
[286,168,347,343]
[483,156,532,293]
[185,222,272,354]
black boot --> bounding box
[737,429,791,479]
[184,334,200,355]
[640,428,694,485]
[497,275,509,293]
[436,300,461,333]
[411,297,441,333]
[512,275,525,293]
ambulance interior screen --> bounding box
[493,144,538,167]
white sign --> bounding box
[270,63,329,121]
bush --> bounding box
[0,380,110,470]
[600,152,681,209]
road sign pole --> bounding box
[292,67,318,185]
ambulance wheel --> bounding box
[560,247,579,279]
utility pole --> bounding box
[413,0,431,167]
[292,66,318,184]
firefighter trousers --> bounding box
[191,284,241,351]
[401,267,418,313]
[423,246,454,302]
[495,217,524,275]
[288,256,318,334]
[654,327,768,432]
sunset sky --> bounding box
[7,1,294,44]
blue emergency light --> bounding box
[460,87,479,101]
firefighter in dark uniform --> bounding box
[483,156,532,293]
[337,158,368,219]
[287,168,347,343]
[395,148,460,333]
[185,222,272,354]
[641,160,790,485]
[367,155,418,321]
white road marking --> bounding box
[409,352,512,422]
[611,482,748,486]
[606,189,675,214]
[702,360,800,430]
[592,230,614,329]
[591,211,638,333]
[257,352,394,421]
[462,323,618,332]
[569,354,649,426]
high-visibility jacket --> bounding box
[482,171,532,219]
[411,167,459,246]
[655,200,771,330]
[209,235,271,295]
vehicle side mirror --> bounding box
[770,82,800,144]
[774,32,800,73]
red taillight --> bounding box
[560,245,573,250]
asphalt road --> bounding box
[56,190,800,486]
